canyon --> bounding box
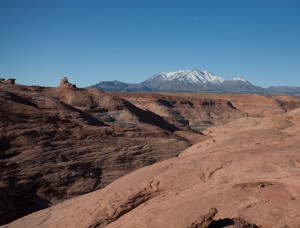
[1,79,300,227]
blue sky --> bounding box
[0,0,299,88]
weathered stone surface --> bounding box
[0,82,208,225]
[6,79,15,85]
[1,81,300,227]
[4,102,300,228]
[0,79,16,85]
[59,77,76,88]
[188,208,218,228]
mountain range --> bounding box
[89,69,300,95]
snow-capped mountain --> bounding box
[145,69,225,84]
[88,69,274,94]
[141,69,258,92]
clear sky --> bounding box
[0,0,300,88]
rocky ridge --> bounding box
[0,78,245,225]
[1,78,300,227]
[4,107,300,228]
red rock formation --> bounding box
[0,82,206,225]
[188,208,218,228]
[1,81,300,227]
[6,79,15,85]
[59,77,77,89]
[4,106,300,228]
[0,79,16,84]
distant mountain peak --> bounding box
[88,69,300,95]
[145,69,225,85]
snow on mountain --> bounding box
[231,77,248,83]
[146,69,225,84]
[90,69,270,93]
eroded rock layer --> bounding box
[0,83,212,224]
[1,82,300,227]
[5,112,300,227]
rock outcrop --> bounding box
[0,81,207,225]
[188,208,262,228]
[188,208,218,228]
[4,104,300,228]
[119,93,244,127]
[59,77,77,89]
[0,79,16,85]
[1,80,300,227]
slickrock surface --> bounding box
[4,96,300,228]
[188,207,218,228]
[187,207,262,228]
[1,82,212,224]
[145,92,300,117]
[118,92,244,126]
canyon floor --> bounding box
[1,81,300,227]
